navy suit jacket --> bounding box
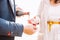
[0,0,23,40]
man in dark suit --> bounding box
[0,0,37,40]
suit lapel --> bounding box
[9,0,16,16]
[9,0,14,12]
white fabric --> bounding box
[38,0,60,40]
[47,4,60,40]
[48,4,60,21]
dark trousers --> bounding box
[0,36,14,40]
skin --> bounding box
[50,0,56,5]
[50,0,60,5]
[16,7,38,35]
[23,23,36,35]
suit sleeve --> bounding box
[0,18,23,37]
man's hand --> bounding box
[23,23,37,35]
[23,16,40,35]
[15,7,39,35]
